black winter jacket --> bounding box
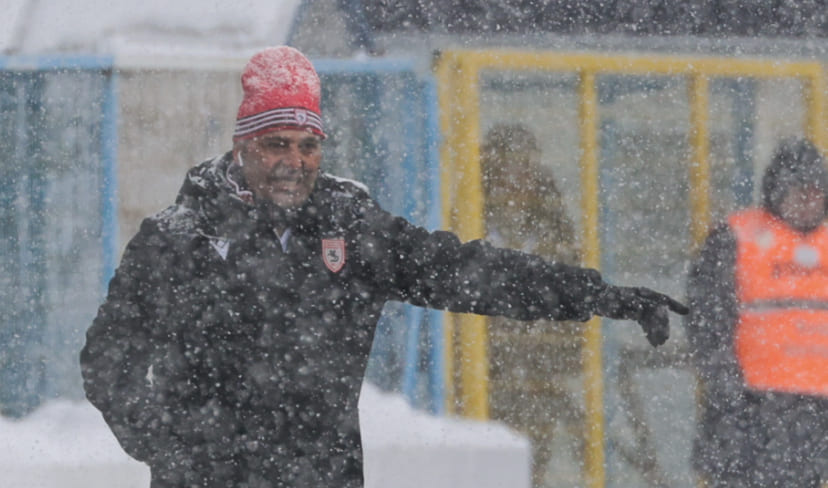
[80,152,605,487]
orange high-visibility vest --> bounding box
[731,208,828,397]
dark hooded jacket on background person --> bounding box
[686,138,828,487]
[80,45,687,488]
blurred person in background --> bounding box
[80,45,687,488]
[481,124,585,487]
[687,139,828,487]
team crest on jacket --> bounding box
[322,238,346,273]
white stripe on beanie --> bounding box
[234,107,324,138]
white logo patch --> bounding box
[209,237,230,260]
[794,244,820,268]
[756,229,775,251]
[294,108,308,125]
[322,238,346,273]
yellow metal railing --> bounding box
[577,69,605,486]
[435,48,825,488]
[436,51,490,419]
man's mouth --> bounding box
[269,176,302,189]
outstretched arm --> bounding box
[356,196,687,346]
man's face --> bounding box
[779,183,827,232]
[234,130,322,208]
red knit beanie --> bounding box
[233,46,325,141]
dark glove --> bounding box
[594,286,689,347]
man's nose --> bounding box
[273,146,304,169]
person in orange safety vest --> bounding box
[687,138,828,488]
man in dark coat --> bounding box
[687,139,828,487]
[80,46,687,488]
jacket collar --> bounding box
[177,151,330,239]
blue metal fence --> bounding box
[0,56,117,417]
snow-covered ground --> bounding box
[0,382,529,488]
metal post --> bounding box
[579,69,607,488]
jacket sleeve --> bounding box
[79,219,187,464]
[685,223,746,402]
[353,196,606,321]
